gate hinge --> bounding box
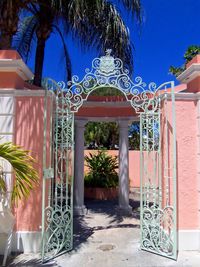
[43,168,54,179]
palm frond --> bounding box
[67,0,134,71]
[96,2,133,71]
[0,176,6,193]
[118,0,142,21]
[13,15,38,62]
[0,142,39,205]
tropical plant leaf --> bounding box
[184,45,200,62]
[0,142,39,205]
[0,176,6,193]
[13,15,38,62]
[12,0,141,85]
[169,45,200,77]
[84,150,118,188]
[67,0,137,71]
[117,0,142,19]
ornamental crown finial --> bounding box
[105,49,112,56]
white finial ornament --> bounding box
[105,49,112,56]
[99,49,115,73]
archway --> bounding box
[73,86,139,216]
[42,50,177,262]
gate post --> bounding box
[74,119,87,215]
[118,120,132,214]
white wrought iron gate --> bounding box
[41,51,177,262]
[42,79,74,262]
[140,85,177,259]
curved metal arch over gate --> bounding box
[42,50,177,262]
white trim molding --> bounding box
[0,231,42,254]
[178,230,200,251]
[174,92,200,101]
[0,59,33,80]
[177,64,200,84]
[0,89,53,97]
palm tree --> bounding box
[0,141,38,204]
[14,0,141,86]
[84,121,119,149]
[0,0,36,49]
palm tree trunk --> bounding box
[0,33,12,49]
[33,37,45,86]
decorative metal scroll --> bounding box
[42,79,74,262]
[58,49,161,113]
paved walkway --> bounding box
[3,199,200,266]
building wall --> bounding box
[0,52,200,252]
[175,99,199,230]
[0,91,53,253]
[14,96,45,232]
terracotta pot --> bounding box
[84,187,118,200]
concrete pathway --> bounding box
[56,200,200,267]
[3,199,200,266]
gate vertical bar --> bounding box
[140,113,144,248]
[42,84,48,261]
[70,113,74,250]
[171,81,177,259]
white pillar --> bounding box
[74,120,87,215]
[118,120,132,214]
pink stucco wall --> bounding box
[14,95,52,232]
[14,96,44,231]
[175,100,199,229]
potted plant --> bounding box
[84,150,118,200]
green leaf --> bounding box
[0,141,39,205]
[84,150,118,188]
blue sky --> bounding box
[27,0,200,87]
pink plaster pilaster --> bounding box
[13,95,52,232]
[175,100,199,229]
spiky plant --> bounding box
[0,141,38,205]
[84,150,118,188]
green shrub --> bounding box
[84,150,118,188]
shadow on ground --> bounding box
[1,198,140,266]
[0,254,60,267]
[73,198,140,252]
